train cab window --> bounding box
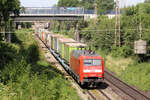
[93,59,101,66]
[84,59,92,66]
[84,59,101,66]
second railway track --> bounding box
[104,69,150,100]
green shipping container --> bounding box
[51,34,57,50]
[64,42,87,64]
[51,34,63,50]
[48,33,54,49]
[54,35,64,52]
[58,38,76,58]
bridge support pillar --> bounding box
[18,25,22,29]
[7,21,13,43]
[8,32,11,43]
[74,22,79,42]
[1,20,5,41]
[61,21,64,32]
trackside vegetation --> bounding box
[51,2,150,91]
[0,29,81,100]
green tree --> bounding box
[80,0,95,9]
[80,0,115,13]
[145,0,150,3]
[96,0,115,14]
[0,0,20,41]
[57,0,79,7]
[57,0,115,14]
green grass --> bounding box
[120,62,150,91]
[105,55,133,75]
[0,29,81,100]
[96,49,150,91]
[105,54,150,91]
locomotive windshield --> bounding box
[84,59,101,66]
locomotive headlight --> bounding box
[98,74,101,77]
[84,74,88,77]
[83,70,91,72]
[95,70,102,72]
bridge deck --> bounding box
[11,7,85,21]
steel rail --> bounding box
[87,90,97,100]
[104,70,150,100]
[98,90,112,100]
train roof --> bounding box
[40,29,49,33]
[58,37,76,43]
[65,42,87,47]
[72,50,100,58]
[45,30,49,33]
[50,34,64,38]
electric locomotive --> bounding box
[70,50,104,86]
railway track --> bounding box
[35,32,150,100]
[87,90,97,100]
[104,69,150,100]
[98,90,112,100]
[34,34,102,100]
[86,90,112,100]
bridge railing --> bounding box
[20,7,84,15]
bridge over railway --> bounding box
[11,7,87,22]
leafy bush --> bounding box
[1,58,30,83]
[0,42,19,69]
[112,45,133,58]
[26,44,39,63]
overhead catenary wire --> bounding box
[1,28,150,34]
[50,28,150,32]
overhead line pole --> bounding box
[118,0,121,47]
[94,2,98,24]
[115,0,120,47]
[114,2,117,47]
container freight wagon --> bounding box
[38,29,42,39]
[64,42,87,63]
[44,30,49,45]
[38,29,44,40]
[38,29,49,46]
[43,32,47,44]
[70,50,104,85]
[53,35,64,53]
[47,33,52,49]
[58,38,76,58]
[50,34,63,50]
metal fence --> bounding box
[20,7,84,15]
[84,10,94,14]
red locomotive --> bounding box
[70,50,104,86]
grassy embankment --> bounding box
[0,29,81,100]
[97,50,150,91]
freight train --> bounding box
[36,28,104,86]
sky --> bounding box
[120,0,145,7]
[20,0,145,7]
[20,0,58,7]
